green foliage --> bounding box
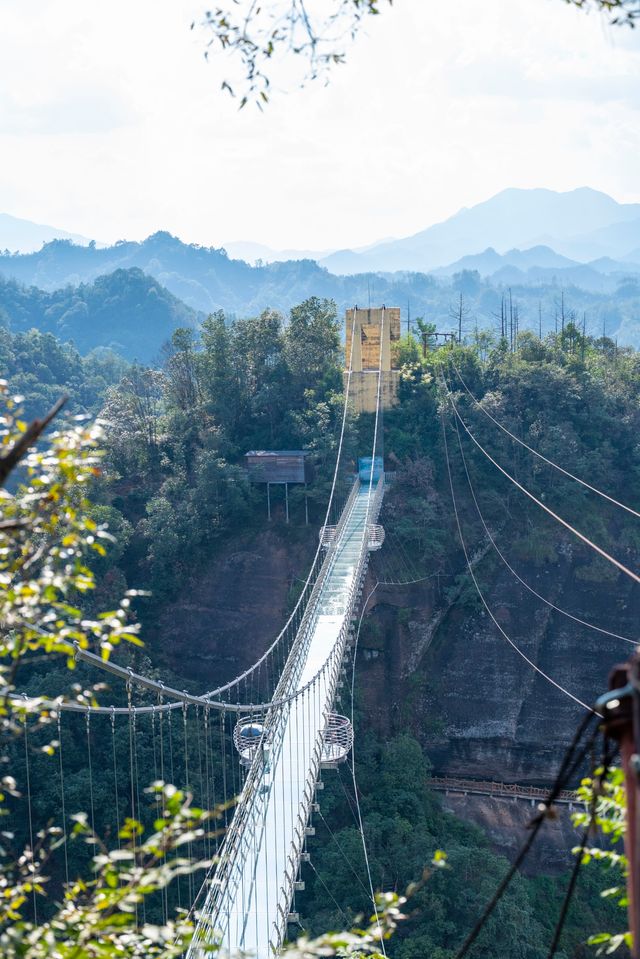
[301,733,625,958]
[0,386,142,678]
[98,297,348,602]
[0,392,219,958]
[0,296,637,959]
[0,327,124,420]
[573,767,631,954]
[4,238,640,351]
[0,783,211,959]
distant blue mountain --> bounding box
[0,212,95,253]
[434,245,578,277]
[553,217,640,261]
[2,223,640,357]
[319,188,640,274]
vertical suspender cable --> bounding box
[158,696,169,923]
[127,678,139,926]
[111,708,121,850]
[195,706,206,863]
[183,703,194,906]
[56,712,69,886]
[85,710,96,842]
[167,705,182,910]
[22,706,37,921]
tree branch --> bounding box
[0,395,68,489]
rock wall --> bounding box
[158,525,317,690]
[358,547,636,784]
[437,793,581,874]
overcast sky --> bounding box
[0,0,639,250]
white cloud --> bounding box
[0,0,639,250]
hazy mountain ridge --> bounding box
[0,212,95,253]
[433,245,640,292]
[318,188,640,274]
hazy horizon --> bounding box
[1,0,640,251]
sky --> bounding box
[0,0,639,251]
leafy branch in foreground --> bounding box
[193,0,639,106]
[566,0,640,25]
[0,382,144,719]
[194,0,391,106]
[573,766,632,955]
[0,784,213,959]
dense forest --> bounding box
[5,294,638,955]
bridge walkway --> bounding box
[191,480,382,957]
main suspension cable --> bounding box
[449,358,640,520]
[453,710,600,959]
[440,402,599,716]
[450,396,637,645]
[441,374,640,586]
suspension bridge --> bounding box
[16,307,391,957]
[13,307,640,957]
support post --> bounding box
[304,484,309,525]
[285,483,289,524]
[267,482,271,521]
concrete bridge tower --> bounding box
[344,306,401,413]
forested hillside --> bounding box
[4,296,637,956]
[0,267,198,362]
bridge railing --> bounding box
[429,776,580,805]
[273,475,386,950]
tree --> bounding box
[0,387,214,958]
[163,327,202,412]
[415,318,437,356]
[101,366,164,474]
[200,311,242,436]
[449,294,471,345]
[284,297,341,400]
[193,0,640,105]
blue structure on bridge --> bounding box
[358,455,384,483]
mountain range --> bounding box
[223,188,640,274]
[3,187,639,276]
[1,187,640,357]
[315,188,640,274]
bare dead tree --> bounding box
[449,293,471,344]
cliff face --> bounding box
[158,525,317,690]
[437,793,580,874]
[158,521,633,784]
[358,547,636,784]
[159,516,635,767]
